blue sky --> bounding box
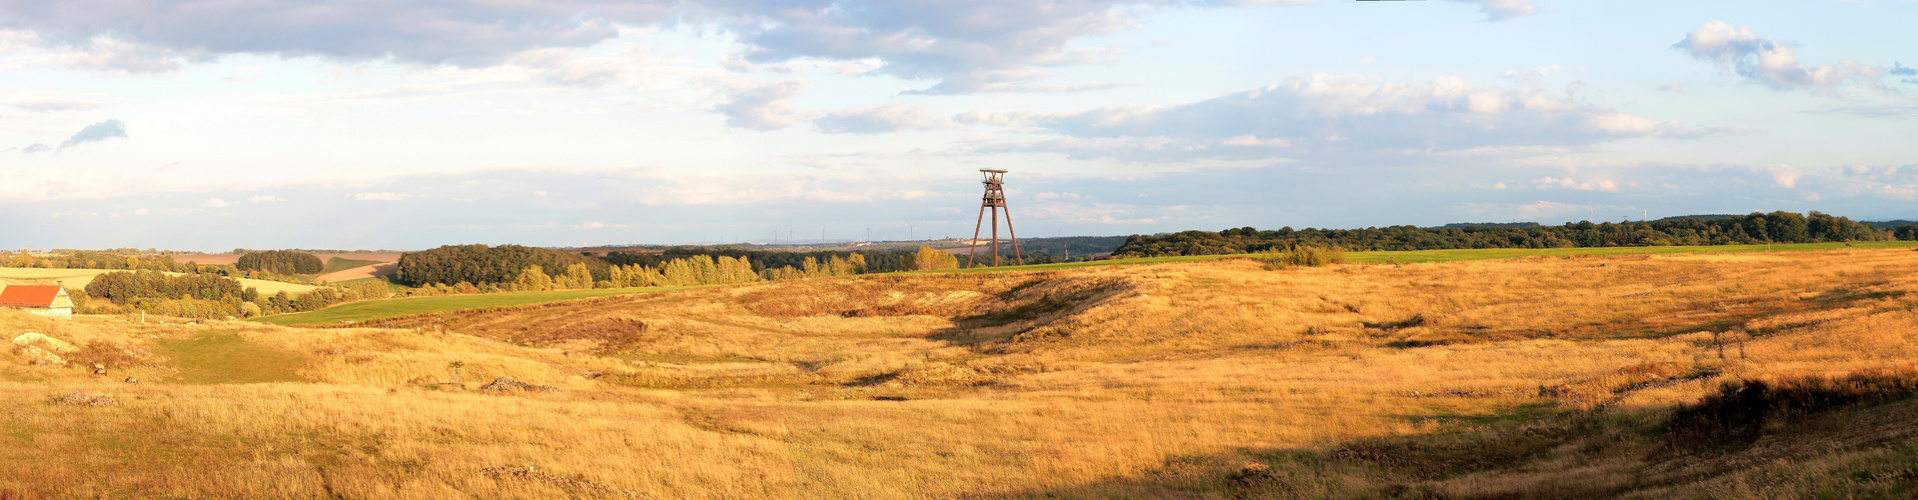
[1,0,1914,251]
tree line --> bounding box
[1114,212,1901,258]
[393,244,610,287]
[80,270,393,319]
[235,250,324,274]
[2,250,187,272]
[391,244,982,290]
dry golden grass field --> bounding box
[6,248,1918,498]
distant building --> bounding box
[0,284,74,319]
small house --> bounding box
[0,284,74,319]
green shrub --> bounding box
[1253,246,1347,270]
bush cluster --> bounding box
[1253,246,1347,270]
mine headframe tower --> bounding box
[967,169,1022,267]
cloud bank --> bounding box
[958,74,1714,163]
[1675,21,1885,92]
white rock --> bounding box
[11,332,76,353]
[21,345,67,366]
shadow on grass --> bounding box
[925,276,1136,348]
[971,370,1918,499]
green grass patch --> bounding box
[320,257,384,275]
[154,332,306,384]
[251,286,705,326]
[0,422,36,441]
[932,241,1918,273]
[328,276,395,287]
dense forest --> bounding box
[86,271,245,304]
[1115,211,1903,257]
[393,244,612,287]
[234,250,324,274]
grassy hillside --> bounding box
[6,247,1918,497]
[264,241,1918,325]
[252,285,707,325]
[0,267,318,295]
[319,257,385,275]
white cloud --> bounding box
[956,74,1713,163]
[511,48,623,87]
[7,99,104,112]
[1530,176,1619,191]
[351,192,410,201]
[133,208,149,215]
[14,120,128,154]
[0,1,1234,94]
[249,195,285,203]
[1675,21,1886,92]
[0,168,128,201]
[0,30,185,74]
[815,105,950,134]
[715,80,808,131]
[1769,166,1801,188]
[574,221,606,229]
[52,37,185,74]
[721,55,885,76]
[203,197,233,207]
[56,119,128,151]
[1826,164,1918,200]
[1443,0,1538,22]
[724,1,1160,94]
[1222,135,1291,147]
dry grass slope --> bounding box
[4,248,1918,498]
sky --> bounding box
[1,0,1915,251]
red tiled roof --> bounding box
[0,285,61,308]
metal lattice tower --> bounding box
[967,169,1022,267]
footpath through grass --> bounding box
[935,240,1918,273]
[253,285,703,326]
